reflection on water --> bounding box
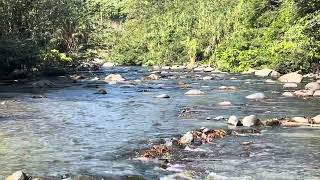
[0,67,319,179]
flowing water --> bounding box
[0,67,319,179]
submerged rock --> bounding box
[265,119,281,126]
[179,132,194,145]
[203,76,213,80]
[265,79,276,83]
[156,94,170,98]
[185,89,204,95]
[305,82,320,91]
[245,93,265,100]
[283,83,298,88]
[242,115,261,127]
[293,90,314,97]
[32,80,56,88]
[95,88,107,94]
[227,116,242,126]
[278,72,303,83]
[5,171,29,180]
[104,74,125,82]
[282,92,295,97]
[144,74,161,80]
[218,101,232,106]
[218,86,237,90]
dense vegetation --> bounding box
[0,0,319,78]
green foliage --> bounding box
[110,0,320,73]
[0,0,319,77]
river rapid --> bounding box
[0,67,319,179]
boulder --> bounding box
[293,90,314,97]
[185,89,204,95]
[104,74,125,82]
[204,67,214,72]
[156,94,170,98]
[270,71,281,78]
[291,117,309,123]
[227,116,242,126]
[102,62,115,68]
[313,90,320,96]
[312,115,320,124]
[218,101,232,106]
[282,92,295,97]
[255,69,280,77]
[278,72,303,83]
[242,69,256,74]
[242,115,261,127]
[95,88,107,94]
[245,93,265,100]
[283,83,298,88]
[194,67,205,71]
[32,80,56,88]
[202,76,213,80]
[305,82,320,91]
[5,171,28,180]
[179,132,193,144]
[144,74,160,80]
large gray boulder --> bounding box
[278,72,303,83]
[242,115,261,127]
[305,82,320,91]
[227,116,242,126]
[255,69,280,77]
[5,171,29,180]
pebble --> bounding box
[156,94,170,98]
[245,93,265,100]
[185,89,204,95]
[218,101,232,106]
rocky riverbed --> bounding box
[1,66,320,179]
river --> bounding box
[0,67,319,179]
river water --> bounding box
[0,67,319,179]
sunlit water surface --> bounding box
[0,67,319,179]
